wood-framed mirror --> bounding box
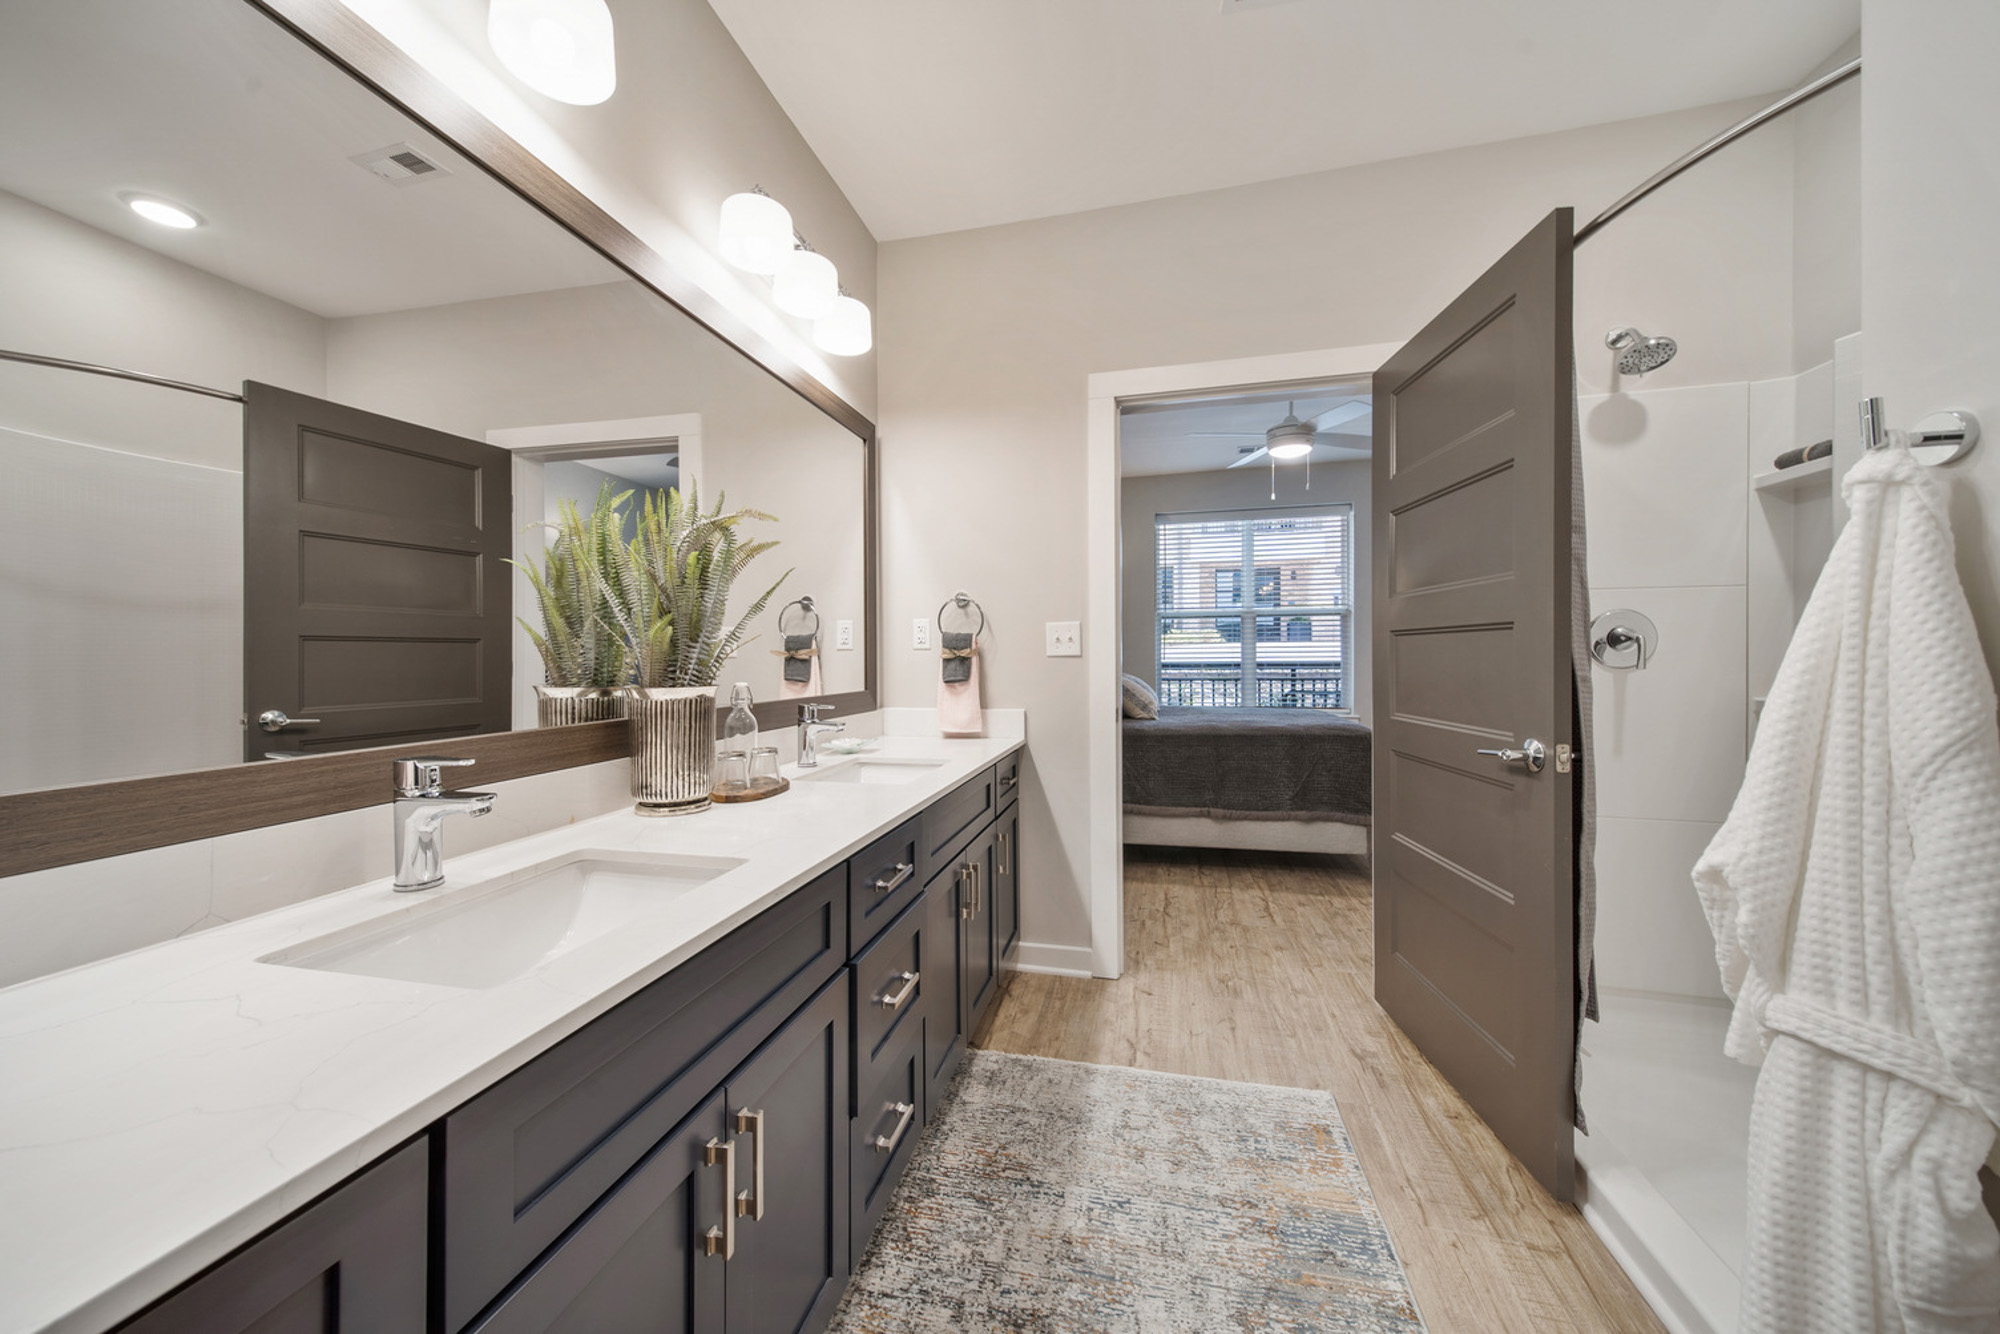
[0,0,877,878]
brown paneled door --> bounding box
[1370,209,1578,1199]
[244,382,512,759]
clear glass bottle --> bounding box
[722,682,757,759]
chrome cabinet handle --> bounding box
[732,1109,765,1221]
[876,970,920,1010]
[959,865,974,919]
[256,709,321,733]
[998,831,1009,878]
[971,862,981,917]
[999,771,1017,791]
[701,1136,736,1258]
[870,1100,916,1154]
[1475,739,1547,773]
[870,862,913,895]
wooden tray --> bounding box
[711,776,790,804]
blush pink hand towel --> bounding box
[938,638,983,736]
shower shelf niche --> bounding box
[1752,454,1832,495]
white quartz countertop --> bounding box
[0,734,1022,1334]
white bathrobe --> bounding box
[1694,443,2000,1333]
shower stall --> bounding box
[1564,50,1862,1334]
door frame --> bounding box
[1083,342,1402,978]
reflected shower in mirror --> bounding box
[0,0,866,798]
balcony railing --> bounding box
[1157,664,1344,709]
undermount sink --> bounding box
[262,852,743,989]
[796,757,946,786]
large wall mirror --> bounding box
[0,0,872,813]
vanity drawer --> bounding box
[848,815,922,953]
[116,1139,427,1334]
[850,1013,925,1262]
[920,768,997,882]
[852,896,927,1095]
[440,866,846,1333]
[993,752,1021,812]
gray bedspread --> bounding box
[1123,707,1371,824]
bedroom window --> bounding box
[1154,506,1352,710]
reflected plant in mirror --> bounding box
[512,482,632,727]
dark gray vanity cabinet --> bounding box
[920,867,967,1113]
[115,1139,427,1334]
[993,800,1021,965]
[960,826,1001,1027]
[441,868,846,1332]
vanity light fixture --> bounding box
[813,293,873,357]
[121,193,202,229]
[719,189,794,275]
[772,246,840,320]
[487,0,617,106]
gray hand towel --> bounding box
[783,634,815,683]
[941,631,974,684]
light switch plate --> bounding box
[1046,621,1081,657]
[912,618,931,650]
[836,619,854,651]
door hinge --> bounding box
[1555,743,1573,774]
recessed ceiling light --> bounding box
[121,193,202,230]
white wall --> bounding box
[880,95,1804,962]
[1118,462,1372,723]
[331,0,878,420]
[1861,2,2000,674]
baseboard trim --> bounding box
[1012,941,1096,979]
[1574,1136,1739,1334]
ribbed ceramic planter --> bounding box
[625,685,717,816]
[534,685,626,728]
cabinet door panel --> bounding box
[851,1015,924,1260]
[994,803,1020,965]
[921,872,965,1111]
[724,973,851,1334]
[468,1095,726,1334]
[117,1140,426,1334]
[961,829,999,1031]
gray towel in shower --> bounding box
[782,634,815,684]
[940,631,974,684]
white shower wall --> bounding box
[1576,362,1842,1334]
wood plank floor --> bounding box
[976,846,1665,1334]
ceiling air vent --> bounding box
[351,143,452,187]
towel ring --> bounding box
[777,596,820,638]
[936,592,985,639]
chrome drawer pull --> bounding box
[876,970,919,1010]
[999,771,1017,791]
[701,1136,735,1258]
[870,1100,916,1154]
[870,862,914,895]
[733,1108,765,1221]
[998,831,1008,877]
[959,865,974,919]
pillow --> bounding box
[1121,674,1159,720]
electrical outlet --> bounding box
[1046,621,1081,657]
[912,618,931,650]
[836,619,854,651]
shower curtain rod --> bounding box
[0,348,244,403]
[1574,56,1860,247]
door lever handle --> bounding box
[256,709,321,733]
[1475,739,1547,773]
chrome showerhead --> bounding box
[1606,326,1677,376]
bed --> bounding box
[1122,706,1371,856]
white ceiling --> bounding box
[705,0,1861,240]
[0,0,618,318]
[1120,385,1371,478]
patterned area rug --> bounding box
[830,1051,1425,1333]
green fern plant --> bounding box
[609,482,788,689]
[509,482,632,688]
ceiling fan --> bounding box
[1214,400,1373,469]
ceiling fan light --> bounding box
[773,247,839,319]
[719,191,794,274]
[488,0,617,106]
[813,295,872,356]
[1267,438,1313,460]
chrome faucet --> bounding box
[392,757,495,891]
[796,703,845,768]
